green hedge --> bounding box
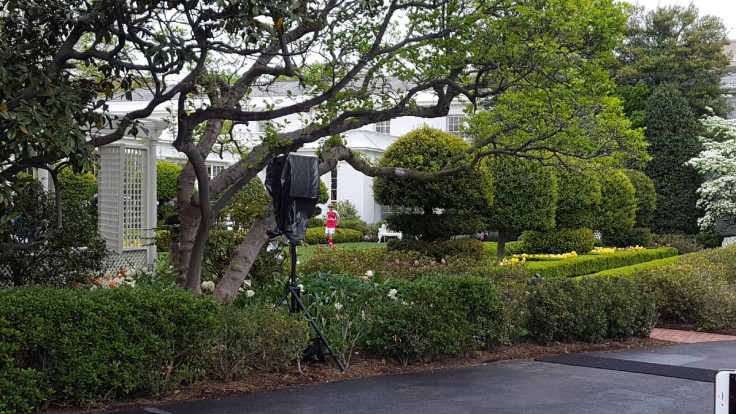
[521,228,595,254]
[387,239,485,261]
[366,275,508,364]
[304,228,363,244]
[587,255,682,278]
[481,241,524,257]
[525,248,679,279]
[525,276,657,344]
[0,288,308,412]
[602,227,654,248]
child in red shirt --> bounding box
[325,203,340,248]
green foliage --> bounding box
[387,239,486,261]
[0,288,218,407]
[373,126,493,212]
[386,212,484,240]
[481,241,525,257]
[204,230,286,285]
[616,4,731,116]
[525,276,657,344]
[300,273,386,367]
[644,84,702,234]
[524,248,679,279]
[602,227,653,248]
[338,217,368,236]
[219,177,270,231]
[521,228,595,254]
[614,83,650,129]
[318,180,329,205]
[304,228,363,245]
[652,233,701,254]
[596,169,636,235]
[57,168,97,204]
[696,232,724,249]
[155,229,172,253]
[484,156,557,234]
[156,161,182,202]
[308,217,325,228]
[206,305,308,380]
[588,255,682,278]
[332,200,359,219]
[367,276,508,364]
[0,183,106,287]
[622,169,656,227]
[554,169,601,230]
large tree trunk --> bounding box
[213,213,275,304]
[497,229,508,260]
[176,202,200,287]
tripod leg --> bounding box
[292,291,346,373]
[274,287,290,309]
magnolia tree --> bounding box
[2,0,647,302]
[687,116,736,231]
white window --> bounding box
[447,115,465,135]
[330,168,338,201]
[207,164,225,179]
[374,120,391,135]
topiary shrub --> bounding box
[373,126,492,241]
[596,169,636,235]
[602,227,653,248]
[521,228,595,254]
[304,228,362,245]
[623,169,657,227]
[554,169,601,229]
[386,239,485,261]
[308,217,325,228]
[156,161,182,202]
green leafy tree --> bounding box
[2,0,648,301]
[622,169,657,227]
[615,4,731,116]
[485,156,558,258]
[614,83,650,130]
[596,169,636,236]
[554,169,602,230]
[644,84,702,234]
[219,177,270,232]
[333,200,359,220]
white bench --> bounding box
[377,224,402,243]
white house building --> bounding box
[106,81,471,224]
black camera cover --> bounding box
[265,154,320,243]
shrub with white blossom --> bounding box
[687,116,736,230]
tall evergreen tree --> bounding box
[644,84,702,234]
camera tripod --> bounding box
[275,241,346,373]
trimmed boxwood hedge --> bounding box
[304,228,363,244]
[521,228,596,254]
[525,247,679,279]
[587,255,682,278]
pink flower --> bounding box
[430,261,436,266]
[353,258,359,263]
[441,258,446,264]
[394,259,400,265]
[422,265,429,269]
[413,260,420,267]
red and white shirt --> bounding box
[325,210,340,228]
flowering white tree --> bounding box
[687,116,736,230]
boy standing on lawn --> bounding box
[325,203,340,249]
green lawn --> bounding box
[585,255,682,278]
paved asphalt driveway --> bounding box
[115,341,736,414]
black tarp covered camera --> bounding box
[265,154,320,244]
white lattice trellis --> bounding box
[98,121,163,270]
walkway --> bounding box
[650,328,736,343]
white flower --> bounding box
[201,281,215,292]
[365,270,374,277]
[246,289,255,297]
[242,279,252,287]
[387,288,398,300]
[334,302,343,311]
[297,284,304,292]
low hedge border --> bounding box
[525,247,679,279]
[586,255,682,278]
[304,228,363,244]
